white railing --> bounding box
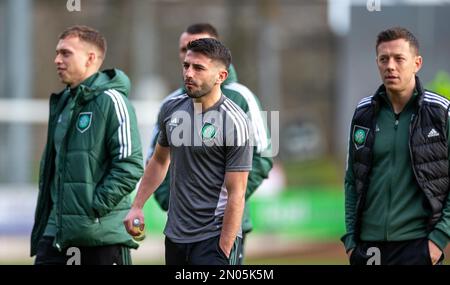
[0,98,160,125]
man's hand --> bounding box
[428,240,442,265]
[219,237,233,258]
[123,207,144,236]
[347,249,354,259]
[219,171,248,259]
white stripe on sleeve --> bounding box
[105,89,131,159]
[221,105,242,146]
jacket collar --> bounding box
[372,75,425,109]
[51,72,102,106]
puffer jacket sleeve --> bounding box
[341,120,357,253]
[92,90,144,216]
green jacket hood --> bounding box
[76,69,131,103]
[92,69,130,95]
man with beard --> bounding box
[124,38,253,265]
[146,23,273,265]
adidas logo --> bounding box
[427,128,440,138]
[169,117,179,126]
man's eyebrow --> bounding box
[192,63,205,68]
[56,47,72,53]
[379,51,406,56]
[183,61,206,68]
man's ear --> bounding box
[86,51,97,67]
[216,68,228,85]
[414,55,423,74]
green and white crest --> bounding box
[77,112,92,133]
[201,122,217,140]
[353,125,369,150]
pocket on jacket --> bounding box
[62,183,96,218]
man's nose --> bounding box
[386,58,395,70]
[184,66,193,78]
[54,54,62,65]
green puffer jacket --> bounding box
[30,69,144,256]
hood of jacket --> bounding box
[75,68,131,104]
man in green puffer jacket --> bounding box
[31,25,143,265]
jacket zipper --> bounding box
[46,95,60,251]
[53,93,67,252]
[385,113,399,240]
[55,91,81,251]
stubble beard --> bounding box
[186,82,213,99]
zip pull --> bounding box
[394,113,400,129]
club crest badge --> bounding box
[77,112,92,133]
[353,125,369,150]
[201,122,217,141]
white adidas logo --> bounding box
[427,128,440,138]
[169,117,179,126]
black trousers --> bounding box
[350,237,445,265]
[34,236,132,265]
[165,235,242,265]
